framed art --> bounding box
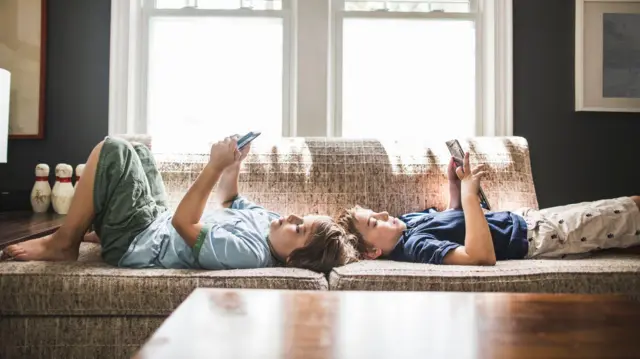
[0,0,47,138]
[576,0,640,112]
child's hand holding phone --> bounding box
[208,131,261,171]
[446,139,492,210]
[209,137,240,171]
[447,157,461,185]
[232,134,251,164]
[233,131,261,164]
[455,152,488,203]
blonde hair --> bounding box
[336,206,376,259]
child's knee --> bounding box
[88,140,105,161]
[631,196,640,211]
[92,139,105,150]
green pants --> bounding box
[93,136,168,266]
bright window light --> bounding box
[147,16,283,153]
[341,18,476,140]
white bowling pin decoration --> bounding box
[52,163,75,215]
[30,163,51,213]
[75,164,85,189]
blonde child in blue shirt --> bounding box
[2,136,356,273]
[338,153,640,266]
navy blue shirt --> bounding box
[387,209,528,264]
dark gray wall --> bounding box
[0,0,110,210]
[513,0,640,209]
[1,0,638,211]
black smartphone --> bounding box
[445,139,491,210]
[237,131,261,150]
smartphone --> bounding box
[237,131,261,150]
[445,139,492,210]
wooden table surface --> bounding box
[135,289,640,359]
[0,211,65,249]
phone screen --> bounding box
[447,140,465,164]
[237,131,261,149]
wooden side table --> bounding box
[0,211,65,249]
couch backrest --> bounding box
[117,135,539,217]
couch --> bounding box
[2,135,639,358]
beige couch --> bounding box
[2,135,639,358]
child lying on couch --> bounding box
[337,152,640,266]
[2,136,356,273]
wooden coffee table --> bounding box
[135,289,640,359]
[0,211,65,249]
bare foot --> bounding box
[2,233,79,262]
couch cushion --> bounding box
[0,243,328,316]
[330,253,640,295]
[147,136,538,217]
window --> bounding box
[155,0,282,10]
[111,0,289,153]
[337,1,477,139]
[109,0,512,152]
[147,14,285,152]
[344,0,470,12]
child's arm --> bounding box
[446,157,462,210]
[444,195,495,265]
[213,141,251,209]
[213,165,241,209]
[172,138,239,247]
[443,153,496,265]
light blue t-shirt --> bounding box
[118,196,281,270]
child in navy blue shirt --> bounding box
[337,153,640,265]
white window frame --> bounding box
[109,0,512,138]
[479,0,514,137]
[109,0,296,136]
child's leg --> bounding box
[76,144,164,248]
[92,137,168,266]
[2,137,167,264]
[132,142,168,209]
[2,141,104,261]
[525,196,640,259]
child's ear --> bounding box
[364,248,382,260]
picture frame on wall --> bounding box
[575,0,640,112]
[0,0,47,138]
